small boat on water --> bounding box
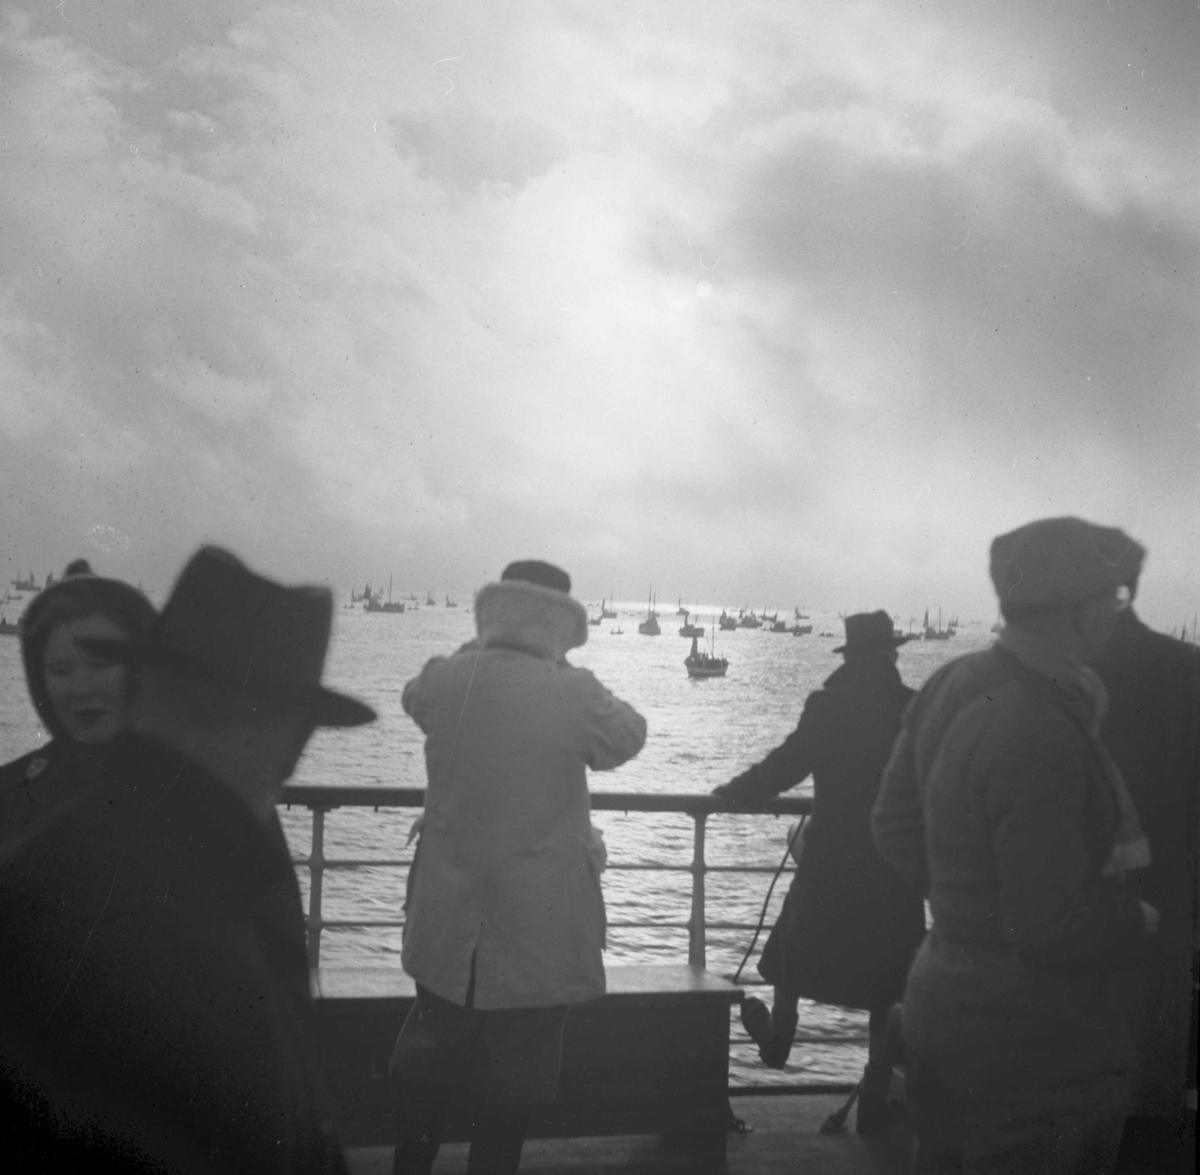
[10,571,38,593]
[600,597,617,619]
[685,633,728,678]
[365,576,404,613]
[678,610,704,638]
[425,591,436,606]
[923,606,954,640]
[791,623,813,636]
[718,609,737,631]
[0,617,19,637]
[675,596,688,616]
[445,595,458,608]
[638,589,660,636]
[609,626,624,635]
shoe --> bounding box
[740,997,790,1069]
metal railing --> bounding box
[280,785,812,974]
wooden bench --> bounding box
[312,964,743,1154]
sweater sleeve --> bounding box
[718,694,821,804]
[872,719,930,896]
[984,717,1147,967]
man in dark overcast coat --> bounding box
[713,610,925,1135]
[1092,586,1199,1172]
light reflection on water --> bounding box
[0,599,991,1088]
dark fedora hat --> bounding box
[832,610,913,654]
[82,546,375,727]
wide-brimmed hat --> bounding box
[82,546,375,727]
[990,517,1145,609]
[832,610,912,654]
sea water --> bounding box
[0,601,990,1086]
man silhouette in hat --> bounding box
[712,610,924,1135]
[392,559,646,1175]
[873,517,1160,1174]
[0,546,374,1173]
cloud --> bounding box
[0,1,1195,626]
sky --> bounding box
[1,0,1197,628]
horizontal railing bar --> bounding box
[291,859,795,875]
[306,919,779,933]
[282,785,812,817]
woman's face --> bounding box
[42,614,130,746]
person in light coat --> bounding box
[391,560,646,1175]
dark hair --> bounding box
[20,563,157,740]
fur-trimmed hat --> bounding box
[475,560,588,657]
[990,517,1145,610]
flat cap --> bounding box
[990,516,1145,609]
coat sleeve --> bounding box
[717,693,822,804]
[872,718,930,896]
[579,672,647,771]
[983,716,1147,967]
[401,656,450,733]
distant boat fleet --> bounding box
[347,580,458,613]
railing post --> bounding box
[688,812,707,970]
[306,806,328,973]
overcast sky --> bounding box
[2,1,1197,627]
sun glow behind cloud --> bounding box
[0,1,1196,623]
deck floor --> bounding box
[347,1091,912,1174]
[346,1092,1193,1174]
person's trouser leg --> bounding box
[466,1105,533,1175]
[857,1002,901,1137]
[905,1048,965,1175]
[392,1077,452,1175]
[467,1003,569,1174]
[390,985,485,1175]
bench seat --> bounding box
[312,963,743,1150]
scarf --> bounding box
[998,625,1150,875]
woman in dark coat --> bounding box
[713,610,925,1133]
[0,560,156,839]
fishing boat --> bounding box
[445,595,458,608]
[769,615,789,633]
[684,632,727,678]
[678,611,704,638]
[588,609,603,626]
[794,605,810,620]
[638,590,660,636]
[791,623,813,636]
[923,607,953,640]
[11,570,37,592]
[600,597,617,619]
[425,591,436,606]
[718,609,737,631]
[676,596,688,616]
[365,576,404,613]
[736,608,762,629]
[0,617,19,637]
